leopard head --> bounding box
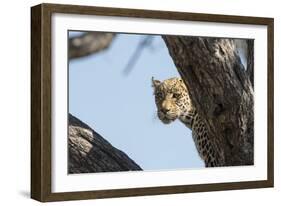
[152,77,194,125]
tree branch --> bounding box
[122,36,153,75]
[68,32,116,60]
[68,114,142,173]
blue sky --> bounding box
[69,32,205,171]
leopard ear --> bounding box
[152,76,161,87]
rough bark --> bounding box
[68,114,142,173]
[163,36,254,166]
[246,39,254,87]
[69,32,115,60]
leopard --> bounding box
[152,77,224,167]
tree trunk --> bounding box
[68,114,142,173]
[163,36,254,166]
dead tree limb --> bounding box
[68,114,142,173]
[68,32,115,60]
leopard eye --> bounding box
[155,91,163,98]
[172,93,180,98]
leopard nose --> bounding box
[161,101,171,113]
[161,107,170,113]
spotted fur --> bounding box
[152,77,224,167]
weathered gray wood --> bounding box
[163,36,254,166]
[68,114,142,173]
